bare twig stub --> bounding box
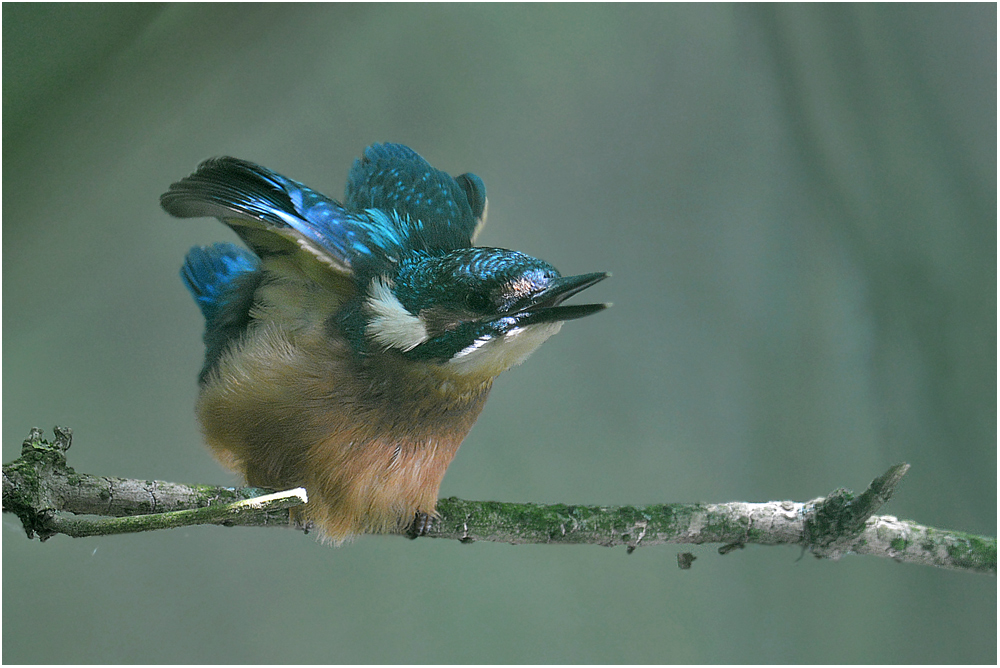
[3,428,995,576]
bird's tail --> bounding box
[181,242,263,382]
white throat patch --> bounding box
[447,321,564,379]
[365,277,429,352]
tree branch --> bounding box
[3,427,995,575]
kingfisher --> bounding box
[162,142,608,543]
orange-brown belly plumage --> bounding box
[196,323,491,543]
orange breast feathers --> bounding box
[195,322,492,544]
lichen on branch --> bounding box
[3,427,995,576]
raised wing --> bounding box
[163,157,384,275]
[344,143,487,247]
[162,147,489,279]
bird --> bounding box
[161,142,608,543]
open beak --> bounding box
[515,272,611,325]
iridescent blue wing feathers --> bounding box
[162,147,489,277]
[344,143,486,248]
[162,157,362,274]
[455,171,487,233]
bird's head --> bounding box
[349,247,608,381]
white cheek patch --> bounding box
[365,277,429,351]
[447,322,564,378]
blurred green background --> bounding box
[3,4,995,663]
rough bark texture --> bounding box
[3,428,995,575]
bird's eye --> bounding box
[464,291,491,312]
